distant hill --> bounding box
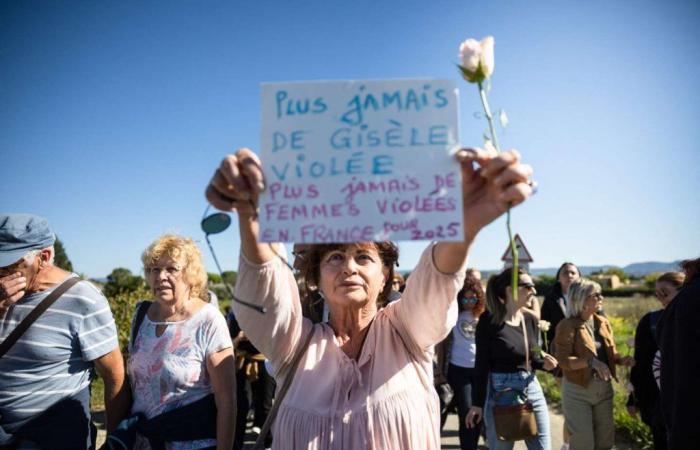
[526,261,682,278]
[622,261,683,277]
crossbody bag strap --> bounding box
[520,314,530,372]
[252,327,315,450]
[0,276,81,358]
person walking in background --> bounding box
[444,273,486,450]
[553,278,634,450]
[657,257,700,450]
[627,271,684,450]
[205,146,535,449]
[467,268,558,450]
[541,263,580,353]
[119,235,236,449]
[0,213,129,449]
[540,262,580,450]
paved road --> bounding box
[97,403,638,449]
[440,405,636,450]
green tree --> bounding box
[104,267,147,298]
[644,272,662,290]
[534,274,556,295]
[207,272,222,284]
[53,237,73,272]
[221,271,237,286]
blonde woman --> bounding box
[123,235,236,450]
[553,279,634,450]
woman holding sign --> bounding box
[205,146,534,449]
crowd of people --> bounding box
[0,146,698,450]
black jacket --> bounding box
[657,278,700,450]
[540,284,566,352]
[628,309,662,423]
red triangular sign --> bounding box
[501,234,534,263]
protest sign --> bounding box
[259,79,462,243]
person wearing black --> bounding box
[657,257,700,450]
[627,271,684,450]
[466,268,558,450]
[541,263,580,352]
[229,313,275,449]
[540,262,579,450]
[437,274,486,450]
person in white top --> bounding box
[446,274,485,450]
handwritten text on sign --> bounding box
[259,79,462,243]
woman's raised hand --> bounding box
[456,148,534,241]
[205,148,265,217]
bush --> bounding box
[108,286,151,353]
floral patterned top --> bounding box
[128,302,232,450]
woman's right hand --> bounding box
[205,148,265,217]
[591,358,612,381]
[466,406,483,428]
[206,149,280,264]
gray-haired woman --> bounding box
[553,279,634,450]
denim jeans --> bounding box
[484,371,551,450]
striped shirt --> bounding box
[0,275,118,432]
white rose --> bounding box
[479,36,495,78]
[458,36,495,83]
[538,320,551,332]
[459,38,482,73]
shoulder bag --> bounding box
[492,316,538,441]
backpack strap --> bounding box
[130,301,152,351]
[0,276,81,359]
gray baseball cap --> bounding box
[0,213,56,268]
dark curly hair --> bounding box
[457,274,486,318]
[298,242,399,307]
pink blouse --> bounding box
[233,243,465,450]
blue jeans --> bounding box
[484,371,551,450]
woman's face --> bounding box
[504,273,537,308]
[558,264,580,293]
[145,256,190,303]
[318,244,388,310]
[581,290,603,317]
[655,281,679,307]
[459,290,479,311]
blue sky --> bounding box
[2,0,699,278]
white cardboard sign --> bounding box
[259,79,463,243]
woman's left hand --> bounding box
[456,148,534,241]
[541,352,558,371]
[619,355,635,367]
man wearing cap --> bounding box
[0,213,129,449]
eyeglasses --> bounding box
[518,282,536,290]
[589,292,604,300]
[460,296,479,304]
[145,265,182,278]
